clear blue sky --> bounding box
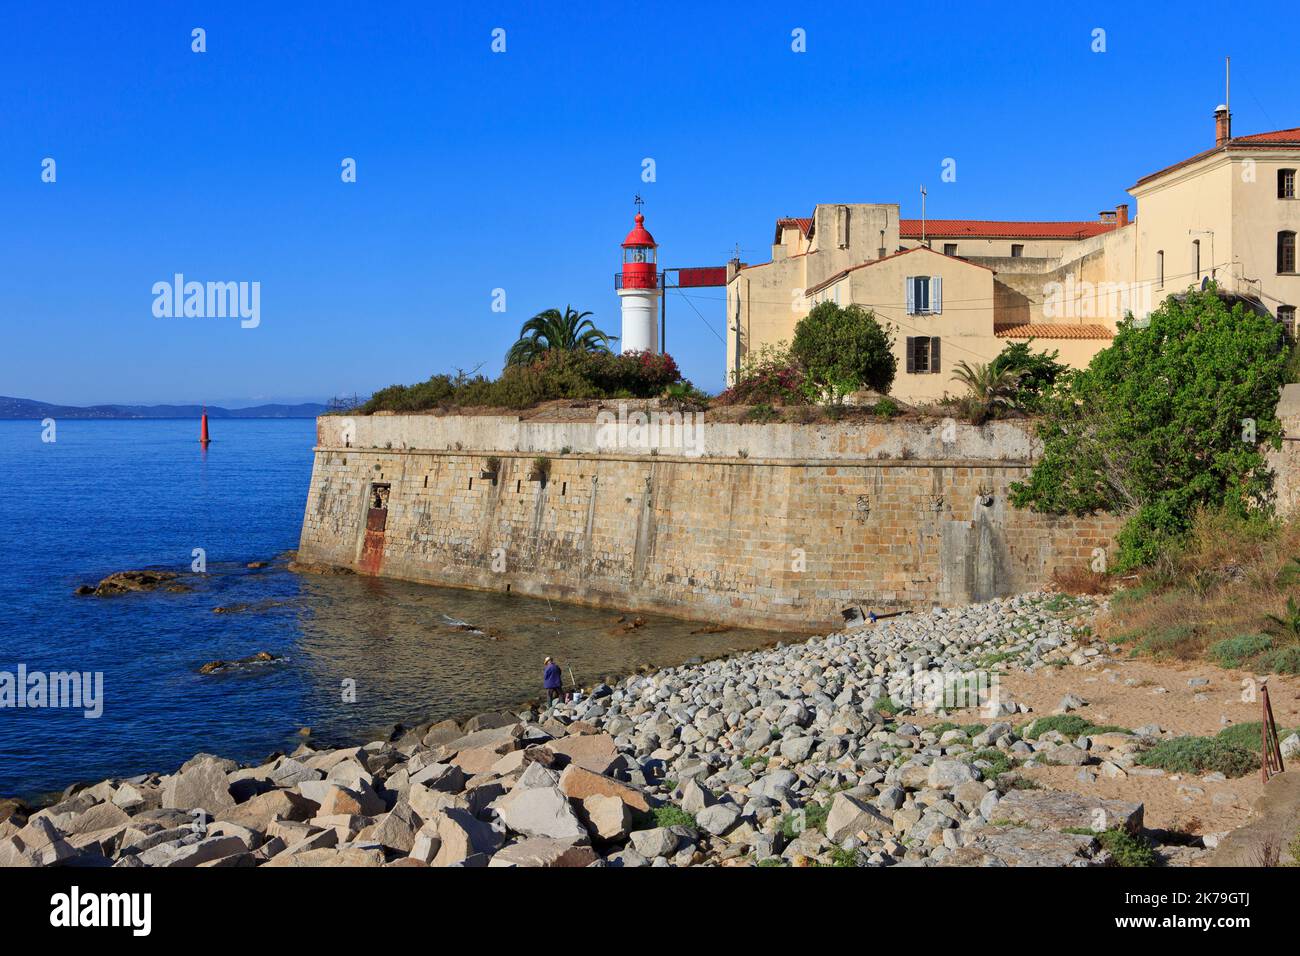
[0,1,1291,404]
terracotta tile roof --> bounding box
[804,245,994,296]
[1133,125,1300,188]
[774,217,813,242]
[899,219,1115,240]
[994,323,1114,340]
[1233,126,1300,144]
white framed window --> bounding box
[906,275,942,315]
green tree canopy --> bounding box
[791,302,896,403]
[505,306,616,366]
[1009,286,1288,569]
[989,339,1068,409]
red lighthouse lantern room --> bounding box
[620,212,658,290]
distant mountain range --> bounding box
[0,396,330,419]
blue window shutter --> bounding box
[906,277,915,315]
[932,276,943,313]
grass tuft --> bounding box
[1136,735,1258,778]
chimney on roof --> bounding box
[1116,203,1129,227]
[1214,104,1231,147]
[1099,210,1117,224]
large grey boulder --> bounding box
[495,786,587,841]
[581,794,632,841]
[487,837,599,867]
[825,792,889,843]
[428,808,503,866]
[370,798,422,853]
[138,834,247,868]
[629,827,678,859]
[161,759,236,815]
[927,759,977,790]
[995,789,1143,834]
[695,803,741,836]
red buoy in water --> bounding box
[200,408,211,446]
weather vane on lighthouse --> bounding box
[616,197,661,355]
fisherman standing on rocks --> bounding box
[543,656,563,705]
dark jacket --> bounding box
[543,662,562,690]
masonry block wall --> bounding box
[298,414,1123,630]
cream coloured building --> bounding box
[726,108,1300,403]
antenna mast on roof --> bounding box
[920,185,928,247]
[1225,56,1230,115]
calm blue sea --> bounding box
[0,419,773,799]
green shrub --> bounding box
[661,381,711,411]
[1213,721,1300,753]
[1010,286,1288,571]
[1256,645,1300,674]
[968,748,1015,778]
[1099,829,1157,867]
[649,805,696,829]
[791,302,896,403]
[362,349,684,413]
[1207,633,1275,669]
[989,339,1068,411]
[827,846,861,867]
[1024,715,1130,739]
[715,341,807,407]
[780,801,832,838]
[1136,736,1258,777]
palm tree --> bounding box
[505,306,617,366]
[950,360,1024,424]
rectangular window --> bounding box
[943,243,957,256]
[905,336,941,374]
[1280,169,1296,199]
[1281,232,1297,274]
[906,276,942,315]
[1010,244,1024,258]
[907,276,930,314]
[1280,305,1297,340]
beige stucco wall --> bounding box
[1130,148,1300,317]
[728,243,1008,404]
[844,247,999,401]
[899,236,1090,259]
[728,137,1298,406]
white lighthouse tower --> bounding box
[616,201,661,354]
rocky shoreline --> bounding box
[1,592,1282,867]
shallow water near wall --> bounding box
[0,419,780,799]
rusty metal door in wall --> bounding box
[359,484,389,575]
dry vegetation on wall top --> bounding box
[1091,509,1300,676]
[353,301,1068,425]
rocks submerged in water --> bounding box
[6,591,1201,868]
[198,652,282,675]
[212,599,290,615]
[76,569,189,596]
[286,561,354,576]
